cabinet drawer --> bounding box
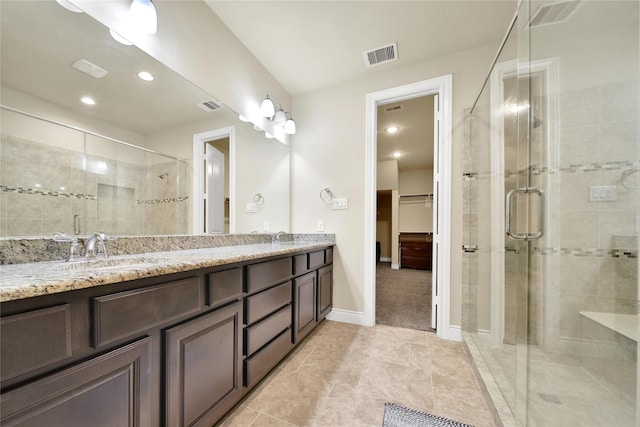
[1,304,72,381]
[246,257,292,293]
[1,337,151,427]
[245,305,291,356]
[402,248,430,257]
[244,328,292,389]
[93,277,202,348]
[326,248,333,263]
[245,281,291,325]
[207,268,242,307]
[308,250,325,269]
[293,254,308,275]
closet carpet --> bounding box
[376,262,433,331]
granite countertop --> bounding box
[0,241,333,303]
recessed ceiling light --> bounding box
[81,96,96,105]
[392,151,402,158]
[386,126,399,134]
[138,71,154,81]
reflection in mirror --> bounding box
[0,0,289,238]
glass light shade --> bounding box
[129,0,157,35]
[265,131,274,139]
[284,118,296,135]
[261,96,275,118]
[273,109,287,125]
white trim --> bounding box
[448,325,462,341]
[379,257,392,263]
[326,308,370,326]
[192,127,236,234]
[391,263,400,270]
[365,75,453,338]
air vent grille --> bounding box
[384,105,403,113]
[529,0,581,27]
[363,42,398,67]
[198,99,222,112]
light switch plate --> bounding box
[263,221,269,232]
[317,220,325,232]
[332,197,348,210]
[245,202,257,213]
[589,186,617,202]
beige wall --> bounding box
[291,41,500,324]
[399,169,433,233]
[377,160,399,190]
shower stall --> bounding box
[463,0,639,426]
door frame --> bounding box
[192,127,236,234]
[364,74,454,340]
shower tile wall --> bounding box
[532,78,638,402]
[0,134,188,237]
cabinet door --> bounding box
[165,301,242,427]
[293,272,317,344]
[0,337,151,427]
[317,265,333,321]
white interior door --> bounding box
[205,144,225,234]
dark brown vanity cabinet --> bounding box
[0,246,334,427]
[165,301,242,427]
[1,337,152,426]
[293,248,334,344]
[243,258,294,389]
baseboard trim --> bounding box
[447,325,462,341]
[391,263,400,270]
[379,257,392,263]
[326,308,373,326]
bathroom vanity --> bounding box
[0,238,334,426]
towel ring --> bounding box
[254,193,265,207]
[621,169,639,190]
[320,187,333,204]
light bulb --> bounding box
[273,109,287,125]
[284,118,296,135]
[261,96,275,118]
[129,0,157,35]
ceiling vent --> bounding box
[363,42,398,67]
[72,59,108,79]
[197,99,222,112]
[384,104,403,113]
[529,0,581,27]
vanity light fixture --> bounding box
[273,108,287,126]
[284,113,296,135]
[129,0,157,35]
[261,95,275,118]
[386,126,399,134]
[138,71,154,81]
[81,96,96,106]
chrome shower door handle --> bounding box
[506,187,544,241]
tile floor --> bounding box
[219,320,496,426]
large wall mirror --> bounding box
[0,0,290,238]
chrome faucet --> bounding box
[85,232,110,259]
[272,231,286,245]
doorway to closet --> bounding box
[375,94,436,332]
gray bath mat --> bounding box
[382,403,474,427]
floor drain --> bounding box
[539,393,563,405]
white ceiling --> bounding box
[205,1,517,96]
